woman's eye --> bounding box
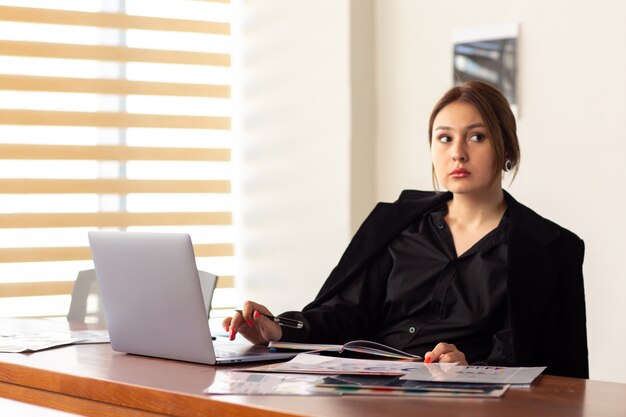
[439,135,452,143]
[469,134,484,142]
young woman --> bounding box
[224,81,588,379]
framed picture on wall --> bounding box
[452,23,519,116]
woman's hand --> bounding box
[221,300,282,345]
[424,342,468,365]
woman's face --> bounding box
[430,101,501,196]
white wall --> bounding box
[237,0,626,383]
[236,0,353,313]
[375,0,626,383]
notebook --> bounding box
[88,231,297,365]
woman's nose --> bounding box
[451,142,467,162]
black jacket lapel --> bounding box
[304,191,450,310]
[504,192,563,364]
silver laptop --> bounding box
[88,231,297,365]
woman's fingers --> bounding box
[240,300,273,327]
[228,310,247,340]
[424,342,468,365]
[225,301,282,345]
[222,316,232,332]
[252,310,282,341]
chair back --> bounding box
[67,269,218,323]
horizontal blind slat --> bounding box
[0,75,230,98]
[0,275,235,298]
[216,275,234,289]
[0,179,231,194]
[0,212,232,228]
[0,110,231,129]
[0,3,235,317]
[0,243,234,263]
[0,144,230,161]
[0,40,230,66]
[0,6,230,34]
[0,281,73,297]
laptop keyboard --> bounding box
[215,350,244,358]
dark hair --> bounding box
[428,81,520,186]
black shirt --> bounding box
[281,204,514,364]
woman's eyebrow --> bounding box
[435,123,486,131]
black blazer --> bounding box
[290,190,588,378]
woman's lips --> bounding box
[450,168,470,178]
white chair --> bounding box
[197,270,219,315]
[67,269,218,323]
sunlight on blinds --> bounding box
[0,0,236,319]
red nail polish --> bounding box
[425,356,432,364]
[247,320,254,328]
[254,311,261,319]
[229,328,235,341]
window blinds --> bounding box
[0,0,235,318]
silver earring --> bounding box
[504,159,513,172]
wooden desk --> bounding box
[1,319,625,417]
[0,396,84,416]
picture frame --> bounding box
[452,23,519,116]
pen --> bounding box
[235,309,304,329]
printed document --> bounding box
[401,364,546,386]
[242,352,427,376]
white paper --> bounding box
[241,352,427,376]
[204,372,331,395]
[400,364,546,385]
[0,333,81,353]
[67,330,110,344]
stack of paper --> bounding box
[268,340,422,361]
[203,372,328,396]
[0,333,81,353]
[0,330,110,353]
[243,352,425,375]
[399,363,546,388]
[315,375,509,398]
[203,352,546,398]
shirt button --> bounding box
[437,223,444,229]
[409,326,416,334]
